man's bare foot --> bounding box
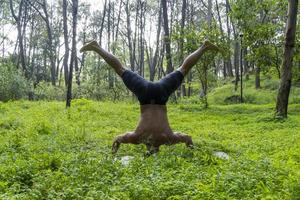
[203,40,220,51]
[80,40,99,53]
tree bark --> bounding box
[180,0,187,96]
[62,0,69,87]
[9,0,27,78]
[215,0,227,78]
[255,66,261,89]
[99,0,107,46]
[276,0,298,118]
[125,0,135,71]
[148,2,162,81]
[41,0,56,86]
[107,0,114,88]
[138,0,145,77]
[234,40,240,91]
[161,0,173,74]
[66,0,78,107]
[225,0,234,77]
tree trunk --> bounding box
[99,0,107,46]
[107,0,114,89]
[234,40,240,90]
[9,0,28,78]
[215,0,227,78]
[148,2,162,81]
[66,0,78,107]
[161,0,173,74]
[125,0,135,71]
[225,0,234,77]
[42,0,56,86]
[138,1,145,77]
[27,0,57,85]
[62,0,69,87]
[255,66,261,89]
[243,48,249,75]
[180,0,187,96]
[187,72,192,97]
[276,0,298,118]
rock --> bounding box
[213,151,229,160]
[119,156,134,166]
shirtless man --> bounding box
[80,40,219,154]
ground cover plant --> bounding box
[1,0,300,199]
[0,100,299,199]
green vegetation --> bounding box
[1,0,299,198]
[0,99,299,199]
[0,61,29,102]
[208,76,300,105]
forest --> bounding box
[0,0,300,199]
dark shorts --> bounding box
[122,70,184,105]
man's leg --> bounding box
[168,132,194,147]
[178,40,219,76]
[80,41,126,76]
[112,132,140,154]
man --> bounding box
[80,40,219,154]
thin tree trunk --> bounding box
[27,0,57,85]
[225,0,234,77]
[148,2,162,81]
[215,0,227,78]
[180,0,187,96]
[255,66,261,89]
[42,1,56,86]
[161,0,173,74]
[66,0,78,107]
[125,0,135,71]
[99,0,107,46]
[107,0,113,88]
[234,40,240,90]
[9,0,27,78]
[62,0,69,87]
[139,1,145,77]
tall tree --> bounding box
[125,0,135,71]
[180,0,187,96]
[9,0,27,77]
[161,0,173,74]
[66,0,78,107]
[215,0,227,78]
[276,0,298,118]
[62,0,69,87]
[225,0,234,77]
[28,0,57,86]
[138,0,146,77]
[146,2,162,81]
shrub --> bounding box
[33,82,65,101]
[0,61,28,102]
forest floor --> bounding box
[0,100,300,199]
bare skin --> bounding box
[80,40,219,154]
[111,105,193,154]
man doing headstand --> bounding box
[80,40,219,154]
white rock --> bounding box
[120,156,134,166]
[213,151,229,160]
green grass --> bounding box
[0,100,299,199]
[186,75,300,105]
